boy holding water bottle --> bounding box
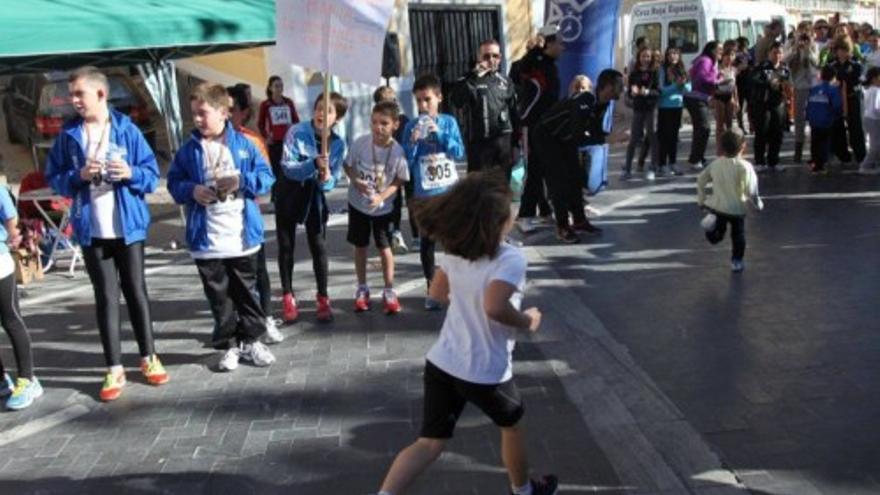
[344,101,410,315]
[401,74,465,310]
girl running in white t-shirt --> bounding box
[377,173,558,495]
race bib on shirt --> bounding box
[419,153,458,191]
[269,105,292,126]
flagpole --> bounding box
[321,72,331,161]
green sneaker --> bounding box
[6,377,43,410]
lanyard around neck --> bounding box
[85,120,110,162]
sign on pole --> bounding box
[276,0,396,85]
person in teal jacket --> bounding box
[401,74,464,310]
[656,47,692,176]
[276,92,348,323]
[45,67,167,402]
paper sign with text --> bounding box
[276,0,396,84]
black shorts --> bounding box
[347,205,392,248]
[420,360,524,439]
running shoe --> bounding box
[263,317,285,344]
[516,218,538,234]
[99,372,126,402]
[383,288,402,315]
[390,230,408,254]
[6,377,43,410]
[282,293,299,323]
[218,347,241,372]
[239,341,275,367]
[620,171,633,181]
[354,287,371,312]
[316,295,334,323]
[141,355,169,386]
[669,164,684,176]
[645,170,656,181]
[509,474,559,495]
[555,226,579,244]
[424,296,443,311]
[731,259,745,273]
[700,213,717,231]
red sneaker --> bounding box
[282,293,299,322]
[316,295,334,322]
[383,289,402,315]
[354,288,371,312]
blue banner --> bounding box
[545,0,621,88]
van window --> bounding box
[633,23,662,55]
[713,19,740,43]
[741,19,755,45]
[669,20,699,54]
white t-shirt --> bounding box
[345,135,409,216]
[82,125,123,239]
[191,139,257,260]
[426,244,528,384]
[864,86,880,120]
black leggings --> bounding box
[276,204,329,297]
[82,239,155,367]
[420,235,436,285]
[256,245,271,315]
[706,211,746,261]
[657,108,683,166]
[0,271,33,379]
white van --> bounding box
[627,0,791,65]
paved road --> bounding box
[0,128,878,494]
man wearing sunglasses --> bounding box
[451,39,519,179]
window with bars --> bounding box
[408,5,503,109]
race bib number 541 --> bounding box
[419,154,458,191]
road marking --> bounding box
[0,404,91,447]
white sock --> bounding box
[512,481,533,495]
[109,365,124,376]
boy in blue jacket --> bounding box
[401,74,465,310]
[277,92,347,323]
[807,65,843,174]
[45,66,167,402]
[167,83,276,372]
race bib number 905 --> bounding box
[419,154,458,191]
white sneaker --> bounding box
[690,162,704,171]
[263,317,284,345]
[218,347,241,371]
[390,230,408,254]
[517,218,538,234]
[645,171,656,181]
[240,341,275,367]
[701,213,717,231]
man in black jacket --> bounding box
[510,25,565,233]
[452,39,518,179]
[533,69,628,243]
